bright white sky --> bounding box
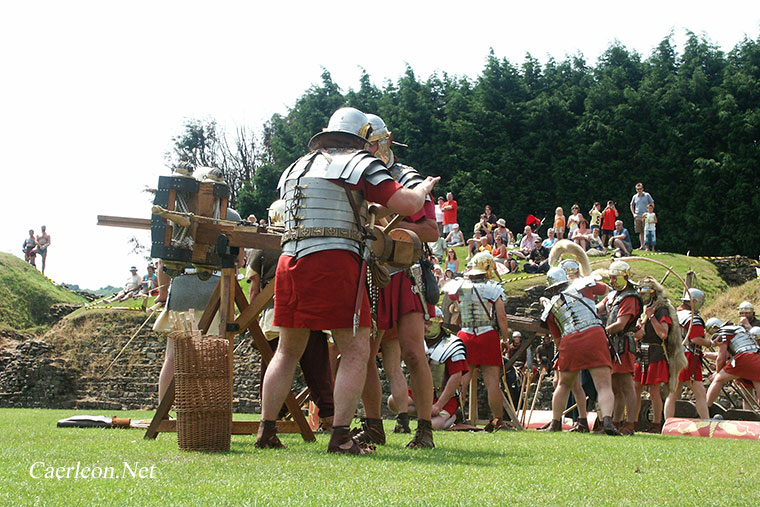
[1,1,758,290]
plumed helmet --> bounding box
[559,259,580,280]
[546,266,569,290]
[268,199,287,228]
[738,301,754,313]
[308,107,372,150]
[608,260,631,278]
[366,113,394,166]
[682,288,706,312]
[467,251,495,276]
[704,317,724,333]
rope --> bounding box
[99,311,156,378]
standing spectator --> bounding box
[567,204,584,238]
[542,228,557,249]
[608,220,633,257]
[588,202,602,231]
[630,182,654,250]
[23,229,37,267]
[36,225,51,275]
[601,200,619,247]
[643,203,657,252]
[536,335,555,374]
[445,223,465,247]
[442,192,458,235]
[553,207,566,239]
[571,220,591,251]
[105,266,142,302]
[435,196,445,235]
[484,205,498,227]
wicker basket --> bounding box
[173,332,231,452]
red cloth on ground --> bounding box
[376,271,435,330]
[678,351,704,382]
[458,329,501,367]
[549,325,613,371]
[442,200,457,225]
[723,353,760,382]
[634,359,669,385]
[273,177,402,329]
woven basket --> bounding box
[173,332,231,452]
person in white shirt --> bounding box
[105,266,141,302]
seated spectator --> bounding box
[466,230,483,258]
[105,266,142,303]
[492,235,508,262]
[445,248,460,274]
[608,220,633,257]
[571,220,591,251]
[473,214,493,241]
[478,235,492,253]
[504,251,519,274]
[514,225,539,259]
[542,228,557,249]
[587,227,607,256]
[445,223,465,247]
[524,238,550,273]
[428,234,448,260]
[140,264,158,296]
[484,204,498,227]
[493,219,512,247]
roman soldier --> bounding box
[632,276,687,433]
[256,107,439,454]
[389,308,469,431]
[738,301,760,330]
[447,252,510,431]
[540,265,620,434]
[600,260,641,435]
[664,288,711,420]
[352,113,439,449]
[705,319,760,408]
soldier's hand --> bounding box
[420,176,441,194]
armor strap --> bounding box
[472,285,495,322]
[281,226,363,244]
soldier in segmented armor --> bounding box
[389,308,469,431]
[256,107,439,455]
[706,318,760,408]
[540,267,620,435]
[599,261,641,434]
[353,113,440,449]
[664,288,711,420]
[447,252,510,431]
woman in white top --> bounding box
[566,204,584,237]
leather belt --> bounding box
[281,226,363,244]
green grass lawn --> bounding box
[2,409,758,505]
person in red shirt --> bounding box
[664,289,711,420]
[257,108,439,455]
[599,261,641,435]
[600,200,619,248]
[441,192,458,235]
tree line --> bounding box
[169,32,760,258]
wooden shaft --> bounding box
[526,371,545,427]
[468,368,479,424]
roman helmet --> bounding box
[559,258,580,280]
[704,317,724,335]
[637,275,664,306]
[608,260,631,291]
[738,301,754,315]
[467,251,495,277]
[546,266,569,291]
[308,107,373,150]
[366,114,395,167]
[425,307,445,342]
[267,199,287,231]
[681,288,706,312]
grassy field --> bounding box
[2,409,758,505]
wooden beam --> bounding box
[97,215,151,230]
[195,224,282,251]
[234,283,274,330]
[506,314,547,335]
[503,333,540,371]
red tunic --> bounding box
[547,284,613,372]
[458,329,501,367]
[603,295,640,375]
[678,323,705,382]
[410,358,468,415]
[376,198,437,331]
[634,313,673,385]
[273,178,402,329]
[723,352,760,382]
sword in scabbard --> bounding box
[352,210,378,337]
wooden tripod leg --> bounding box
[145,278,222,440]
[501,392,523,430]
[468,367,479,424]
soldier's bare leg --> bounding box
[553,370,580,421]
[397,312,433,421]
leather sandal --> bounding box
[254,420,286,449]
[568,417,590,433]
[327,426,375,455]
[538,419,562,432]
[393,413,411,433]
[484,418,510,433]
[619,421,636,435]
[406,419,435,448]
[602,416,622,436]
[646,421,663,434]
[354,418,386,445]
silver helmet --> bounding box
[559,259,580,280]
[682,288,706,312]
[704,317,724,333]
[308,107,372,150]
[608,260,631,291]
[749,326,760,341]
[546,266,569,290]
[268,199,287,229]
[366,114,394,167]
[738,301,754,313]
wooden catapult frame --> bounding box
[98,214,316,443]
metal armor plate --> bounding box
[547,287,600,338]
[726,326,760,355]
